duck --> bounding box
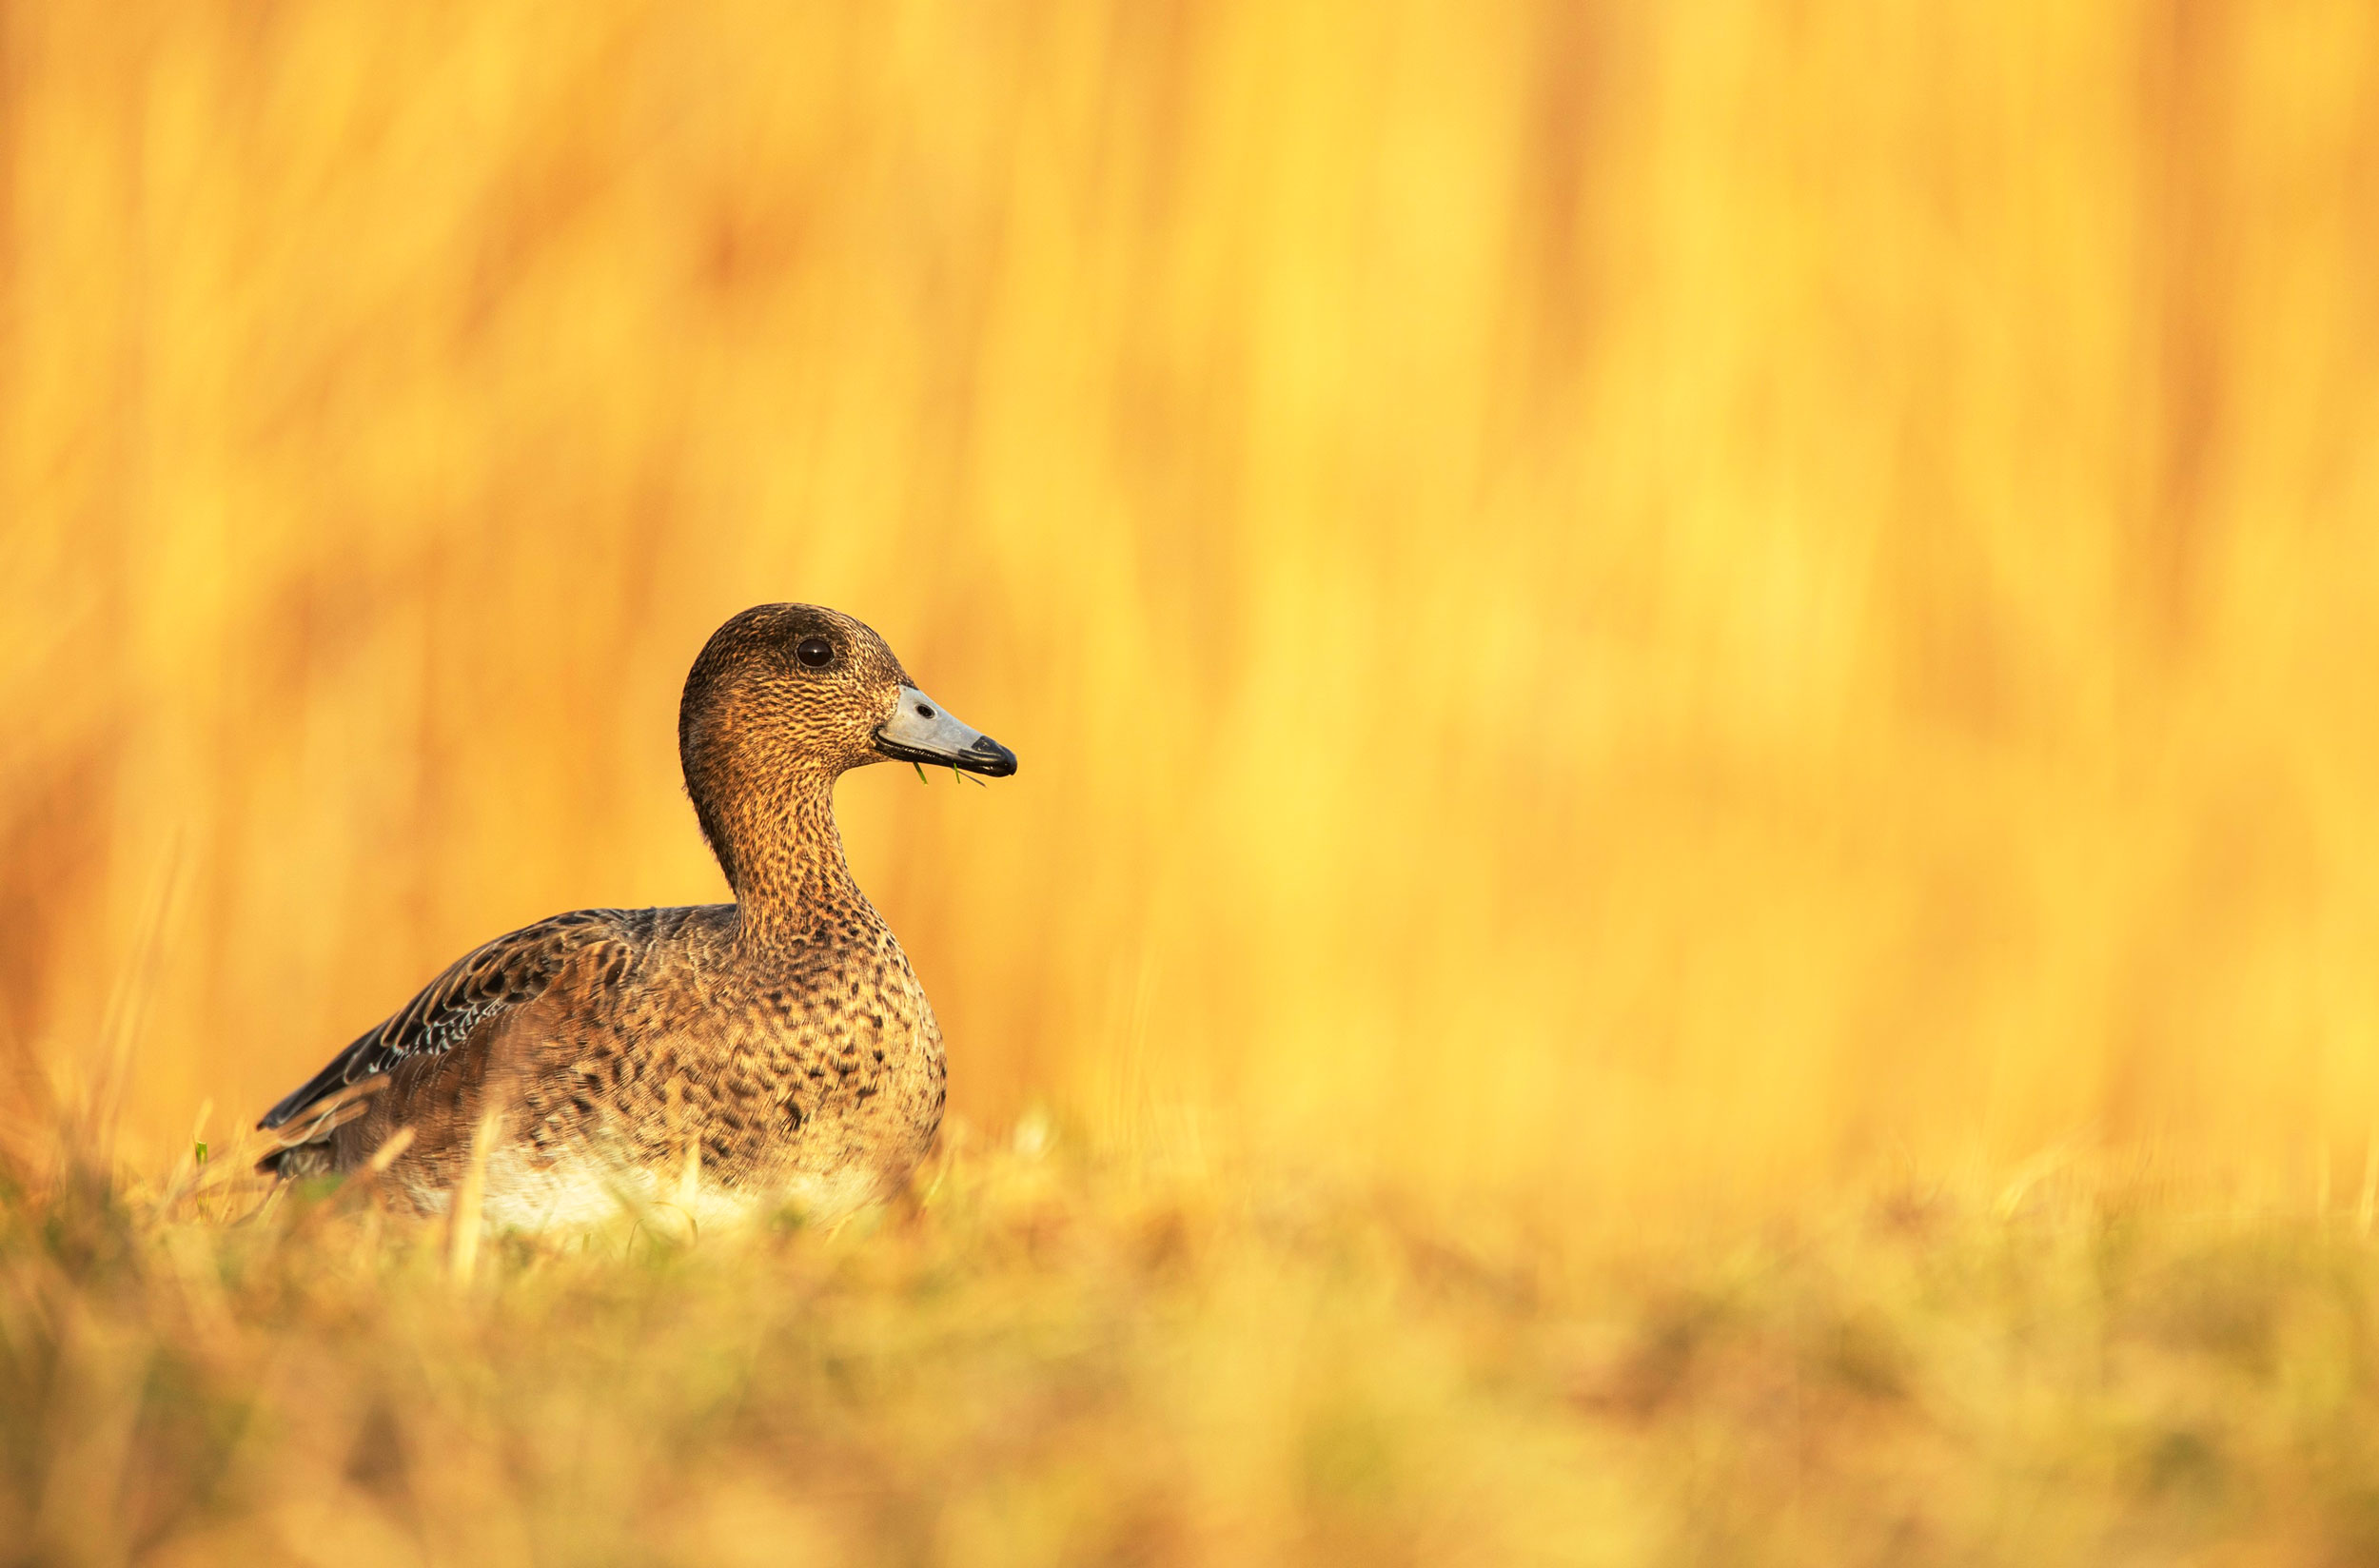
[254,603,1016,1228]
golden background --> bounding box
[5,0,2375,1205]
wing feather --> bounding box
[257,909,637,1131]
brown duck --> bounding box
[256,604,1016,1227]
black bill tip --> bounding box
[872,729,1019,777]
[965,735,1018,777]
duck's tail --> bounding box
[253,1077,387,1176]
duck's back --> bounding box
[260,900,948,1225]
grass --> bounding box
[10,0,2379,1195]
[7,5,2379,1558]
[10,1121,2379,1566]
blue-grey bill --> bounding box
[874,686,1018,777]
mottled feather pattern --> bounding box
[254,605,1007,1229]
[257,908,636,1130]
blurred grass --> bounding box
[5,1,2379,1199]
[10,3,2379,1557]
[15,1122,2379,1563]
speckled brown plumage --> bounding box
[256,604,1016,1228]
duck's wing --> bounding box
[257,908,641,1133]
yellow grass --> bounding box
[3,0,2369,1201]
[14,1131,2379,1564]
[5,0,2379,1557]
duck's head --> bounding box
[679,604,1016,884]
[682,603,1018,781]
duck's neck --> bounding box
[713,766,873,955]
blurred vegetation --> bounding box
[6,0,2379,1554]
[11,1123,2379,1564]
[3,0,2372,1200]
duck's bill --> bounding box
[874,686,1018,777]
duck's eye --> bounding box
[796,637,835,669]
